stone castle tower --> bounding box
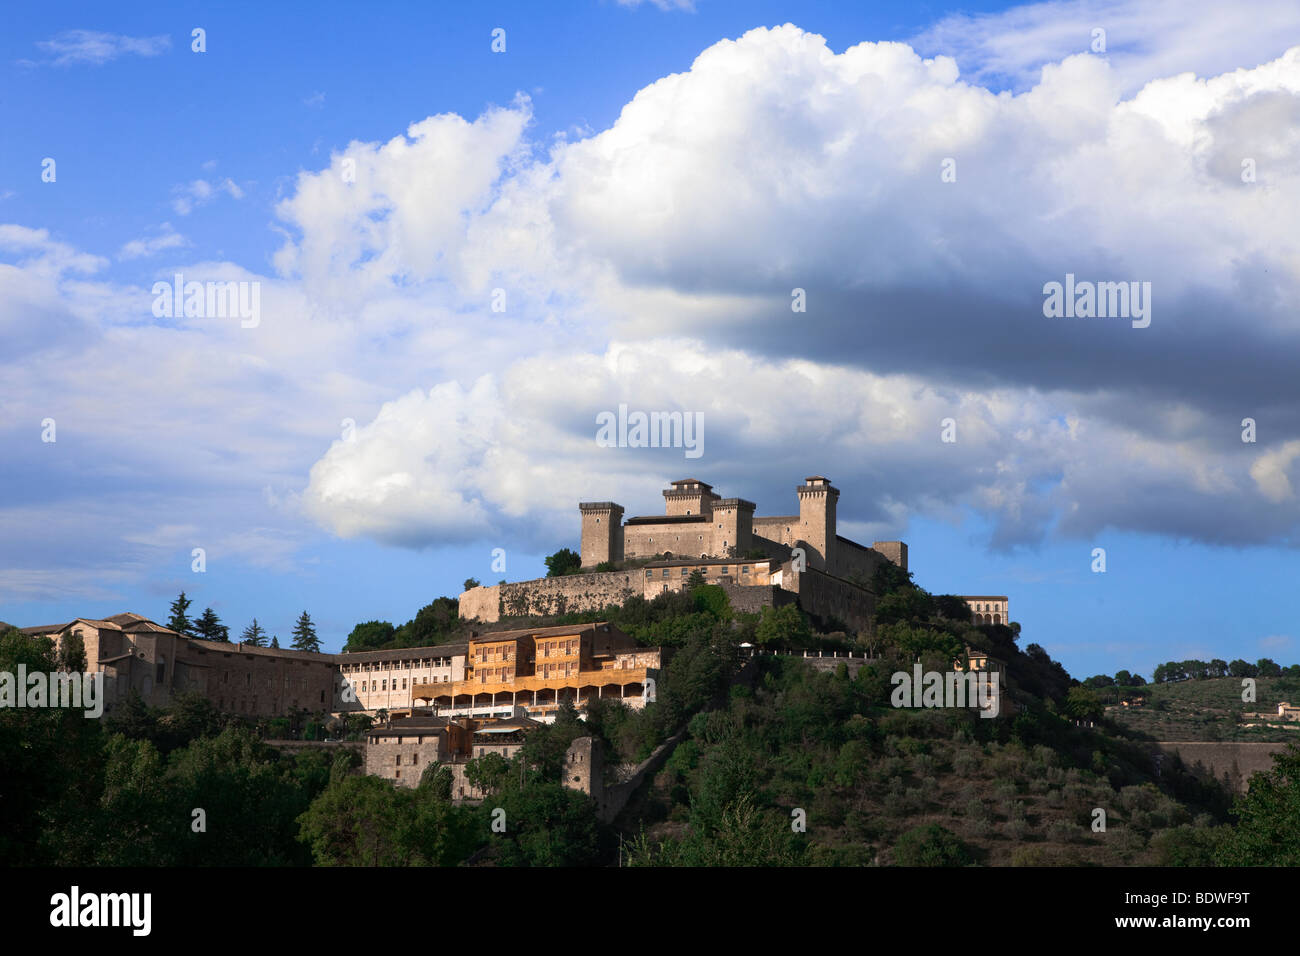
[796,476,837,571]
[579,502,624,567]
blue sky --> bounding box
[3,0,1300,680]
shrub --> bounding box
[892,824,973,867]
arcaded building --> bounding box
[335,644,467,715]
[413,622,660,723]
[959,596,1010,626]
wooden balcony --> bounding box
[412,666,653,702]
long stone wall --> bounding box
[1149,741,1293,793]
[461,571,644,623]
[784,566,877,634]
[460,564,877,637]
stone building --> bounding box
[19,613,339,718]
[335,644,466,715]
[462,475,911,634]
[581,476,907,581]
[364,715,469,787]
[365,713,540,796]
[959,596,1010,626]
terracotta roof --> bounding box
[182,636,335,662]
[104,612,151,625]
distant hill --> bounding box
[1106,677,1300,743]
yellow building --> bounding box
[413,622,660,722]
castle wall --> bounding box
[783,566,878,634]
[460,563,877,635]
[872,541,909,572]
[830,536,892,586]
[622,520,714,560]
[718,582,798,617]
[752,516,800,548]
[488,571,642,621]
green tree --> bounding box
[296,774,410,866]
[271,635,280,648]
[297,774,477,866]
[691,583,732,621]
[488,782,601,867]
[463,578,481,590]
[400,598,458,647]
[1065,685,1104,722]
[1217,743,1300,865]
[464,752,511,795]
[292,611,321,653]
[193,607,230,642]
[167,591,196,636]
[544,547,582,577]
[239,618,267,647]
[873,587,935,628]
[755,604,811,648]
[1229,659,1257,678]
[1257,658,1283,678]
[345,620,396,652]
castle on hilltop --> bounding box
[580,476,908,577]
[460,475,910,633]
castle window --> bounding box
[646,570,652,578]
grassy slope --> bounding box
[1106,677,1300,742]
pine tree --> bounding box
[194,607,230,642]
[291,611,320,653]
[167,591,196,636]
[271,636,280,649]
[239,618,267,647]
